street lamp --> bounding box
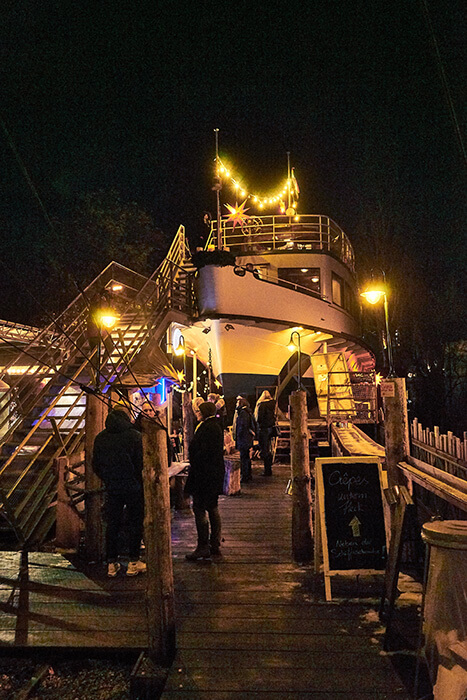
[360,270,395,378]
[287,330,303,390]
[91,303,119,389]
[174,335,187,387]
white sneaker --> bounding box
[126,560,147,576]
[107,562,121,577]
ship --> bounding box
[169,212,376,422]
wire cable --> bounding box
[419,0,466,166]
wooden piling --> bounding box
[141,416,176,666]
[290,390,313,562]
[382,378,410,489]
[84,392,107,562]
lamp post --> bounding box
[92,303,119,389]
[174,335,194,461]
[174,335,187,388]
[287,330,303,390]
[360,270,395,378]
[213,128,223,251]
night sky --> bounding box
[0,0,465,326]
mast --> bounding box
[214,128,223,250]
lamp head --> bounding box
[287,331,300,352]
[94,307,119,329]
[174,337,186,356]
[360,289,385,305]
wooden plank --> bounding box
[175,617,382,635]
[161,693,411,700]
[173,603,370,620]
[174,630,384,652]
[163,665,407,693]
[171,648,387,668]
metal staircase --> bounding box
[0,226,195,547]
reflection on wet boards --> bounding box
[314,456,389,601]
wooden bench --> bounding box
[168,461,190,510]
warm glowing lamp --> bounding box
[95,307,119,329]
[360,289,385,305]
[287,330,303,389]
[174,336,186,357]
[360,271,395,377]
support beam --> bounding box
[382,378,410,489]
[84,393,107,563]
[290,389,314,562]
[141,416,176,665]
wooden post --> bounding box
[434,425,440,450]
[141,416,176,666]
[85,392,107,563]
[192,352,197,400]
[182,391,194,462]
[382,378,410,489]
[290,390,313,562]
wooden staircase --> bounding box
[0,226,195,547]
[274,420,329,464]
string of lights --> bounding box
[217,157,299,213]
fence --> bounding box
[410,418,467,482]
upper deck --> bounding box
[207,214,355,273]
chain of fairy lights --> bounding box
[217,157,299,212]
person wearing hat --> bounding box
[233,397,256,483]
[254,390,276,476]
[92,402,147,577]
[184,401,225,561]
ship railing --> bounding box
[206,214,355,272]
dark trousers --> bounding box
[239,447,252,481]
[192,494,222,550]
[105,491,144,562]
[258,428,273,474]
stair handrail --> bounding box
[0,227,196,544]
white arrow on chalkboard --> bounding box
[349,516,361,537]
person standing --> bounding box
[92,402,147,577]
[184,401,225,561]
[233,397,256,482]
[254,390,276,476]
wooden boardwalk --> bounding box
[163,462,415,699]
[0,461,420,697]
[0,551,147,648]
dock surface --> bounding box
[0,462,419,697]
[0,551,147,648]
[163,462,414,699]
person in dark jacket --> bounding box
[184,401,225,561]
[254,390,276,476]
[233,397,256,482]
[92,404,146,578]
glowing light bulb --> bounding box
[361,290,385,305]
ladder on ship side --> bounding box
[0,226,195,547]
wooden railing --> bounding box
[410,418,467,481]
[0,225,196,545]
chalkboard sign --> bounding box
[314,457,388,600]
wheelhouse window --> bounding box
[278,268,321,295]
[344,281,358,316]
[332,272,343,306]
